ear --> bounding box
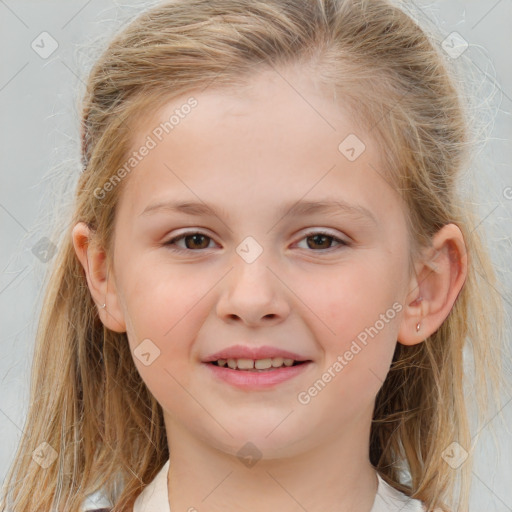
[71,222,126,333]
[397,223,468,346]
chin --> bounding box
[204,423,309,459]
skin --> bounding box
[73,64,467,512]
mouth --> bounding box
[203,357,313,390]
[208,357,310,372]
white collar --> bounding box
[133,460,171,512]
[133,459,425,512]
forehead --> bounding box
[118,65,400,223]
[129,64,371,159]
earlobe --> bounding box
[397,223,468,346]
[71,222,127,333]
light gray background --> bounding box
[1,1,511,510]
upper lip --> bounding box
[202,344,311,363]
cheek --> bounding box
[311,254,405,398]
[117,263,212,387]
[320,255,404,340]
[121,261,210,337]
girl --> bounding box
[1,1,509,511]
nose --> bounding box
[215,250,291,327]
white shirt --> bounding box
[131,459,427,512]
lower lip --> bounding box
[203,362,313,390]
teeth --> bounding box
[236,358,254,370]
[271,357,284,367]
[255,358,272,370]
[217,357,298,370]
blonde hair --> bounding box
[1,1,509,511]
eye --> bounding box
[163,230,349,253]
[296,231,349,251]
[164,231,216,252]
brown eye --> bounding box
[297,231,348,252]
[165,232,214,251]
[306,234,333,250]
[183,234,211,250]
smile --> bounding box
[203,359,313,390]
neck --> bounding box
[165,410,378,512]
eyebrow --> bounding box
[139,198,378,225]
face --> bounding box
[108,65,413,459]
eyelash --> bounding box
[163,230,349,254]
